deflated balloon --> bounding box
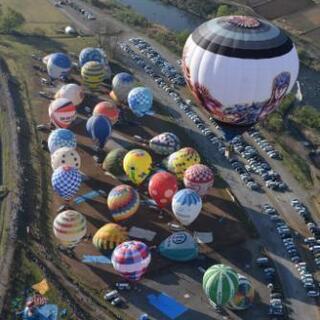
[123,149,152,185]
[112,241,151,282]
[93,101,120,125]
[51,147,81,170]
[55,84,84,106]
[148,171,178,209]
[48,129,77,154]
[81,61,106,90]
[149,132,180,156]
[102,148,127,178]
[112,72,135,102]
[107,184,140,222]
[47,52,72,79]
[86,115,112,149]
[53,210,87,247]
[49,98,76,128]
[172,188,202,225]
[128,87,154,117]
[203,264,239,306]
[93,223,128,251]
[51,165,82,200]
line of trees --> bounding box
[0,6,25,34]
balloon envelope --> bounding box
[183,164,214,196]
[203,264,239,306]
[79,47,109,67]
[172,188,202,225]
[112,72,135,102]
[149,132,181,156]
[93,101,119,124]
[112,240,151,281]
[53,210,87,247]
[123,149,152,185]
[86,115,112,148]
[51,165,82,200]
[128,87,154,117]
[93,223,128,251]
[55,84,84,106]
[107,184,140,222]
[159,231,198,262]
[47,52,72,79]
[48,129,77,154]
[49,98,76,128]
[148,171,178,209]
[81,61,106,89]
[102,148,127,178]
[51,147,81,170]
[182,16,299,129]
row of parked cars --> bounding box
[128,38,185,86]
[256,256,286,318]
[248,128,282,160]
[231,135,287,192]
[59,1,96,20]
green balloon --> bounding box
[203,264,239,306]
[103,148,127,177]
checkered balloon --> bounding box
[128,87,154,117]
[48,129,77,154]
[51,165,82,200]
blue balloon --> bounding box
[79,47,108,67]
[86,115,112,148]
[52,165,82,200]
[48,129,77,154]
[47,52,72,79]
[128,87,154,117]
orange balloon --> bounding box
[93,101,119,124]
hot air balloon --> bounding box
[93,101,120,125]
[55,84,84,106]
[109,90,121,105]
[112,72,135,102]
[111,241,151,282]
[93,223,128,251]
[227,274,254,310]
[86,115,112,149]
[148,171,178,209]
[159,231,198,262]
[47,52,72,79]
[172,188,202,226]
[203,264,239,307]
[49,98,76,129]
[102,148,127,178]
[65,26,76,35]
[79,47,108,67]
[51,147,81,170]
[81,61,106,90]
[123,149,152,185]
[48,129,77,154]
[182,15,299,139]
[53,210,87,247]
[42,53,53,65]
[166,147,201,180]
[183,164,214,196]
[107,184,140,221]
[149,132,181,156]
[128,87,154,117]
[51,165,82,201]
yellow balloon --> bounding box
[123,149,152,185]
[167,147,201,180]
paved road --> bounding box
[48,1,320,319]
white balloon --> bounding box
[55,84,84,106]
[51,147,81,170]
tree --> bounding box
[0,7,25,33]
[216,5,231,17]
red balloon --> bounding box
[148,171,178,209]
[93,101,119,124]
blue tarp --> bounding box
[147,293,188,320]
[74,190,106,205]
[22,304,58,320]
[82,255,112,264]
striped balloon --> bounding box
[81,61,106,89]
[183,164,214,196]
[53,210,87,247]
[111,240,151,281]
[102,148,127,178]
[93,223,128,251]
[203,264,239,306]
[49,98,76,128]
[48,129,77,154]
[107,185,140,222]
[227,274,254,310]
[51,165,82,200]
[149,132,181,156]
